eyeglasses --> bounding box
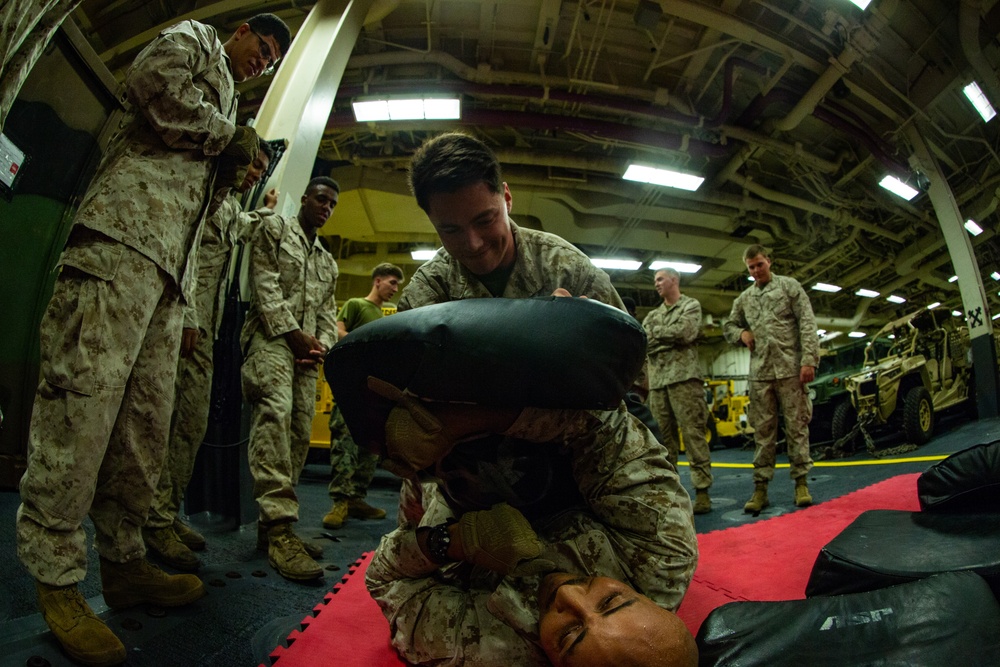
[249,28,279,75]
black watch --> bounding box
[426,519,456,565]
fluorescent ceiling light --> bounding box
[747,276,755,281]
[993,313,1000,321]
[623,164,704,191]
[410,249,438,260]
[879,175,919,201]
[816,329,827,336]
[648,260,702,273]
[888,334,896,339]
[963,81,996,122]
[591,258,642,271]
[965,219,984,236]
[927,301,941,309]
[948,275,958,283]
[353,97,461,122]
[991,272,1000,281]
[849,0,872,9]
[887,294,907,304]
[953,310,963,317]
[855,288,880,298]
[812,282,842,293]
[848,331,867,338]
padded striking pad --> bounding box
[697,571,1000,666]
[805,509,1000,598]
[918,439,1000,512]
[324,297,646,451]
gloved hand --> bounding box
[458,503,543,575]
[216,154,250,191]
[368,376,456,477]
[221,125,260,164]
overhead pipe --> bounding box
[814,299,873,331]
[797,228,860,281]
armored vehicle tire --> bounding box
[830,400,857,444]
[706,415,721,450]
[903,386,934,445]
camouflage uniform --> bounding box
[724,274,819,482]
[16,20,237,586]
[328,297,386,502]
[147,196,275,529]
[367,405,698,666]
[397,223,625,311]
[643,294,712,490]
[241,215,338,525]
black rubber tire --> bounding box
[903,386,934,445]
[706,415,721,450]
[830,400,857,443]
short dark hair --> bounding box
[247,13,291,59]
[743,243,770,262]
[372,262,404,281]
[307,176,339,195]
[259,140,274,162]
[408,132,503,213]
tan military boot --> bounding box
[36,581,126,667]
[267,523,323,582]
[100,557,205,609]
[172,518,206,551]
[322,499,349,529]
[743,482,770,514]
[692,489,712,515]
[143,525,201,572]
[347,498,386,521]
[257,521,323,559]
[794,478,814,507]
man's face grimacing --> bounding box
[425,181,517,276]
[745,253,772,286]
[375,275,401,301]
[538,574,697,667]
[239,149,270,193]
[300,185,338,231]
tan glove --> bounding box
[222,125,260,164]
[368,376,457,477]
[459,503,543,575]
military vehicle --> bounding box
[809,337,891,443]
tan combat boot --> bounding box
[257,521,323,559]
[347,498,386,521]
[143,524,201,572]
[692,489,712,515]
[743,482,770,514]
[267,523,323,582]
[172,518,206,551]
[322,499,349,529]
[794,478,814,507]
[100,557,205,609]
[36,581,126,667]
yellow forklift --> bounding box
[704,378,753,448]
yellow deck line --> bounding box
[676,455,949,469]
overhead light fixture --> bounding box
[591,258,642,270]
[879,175,919,201]
[353,97,461,122]
[953,310,963,317]
[948,275,959,283]
[887,294,907,304]
[849,0,872,9]
[410,249,438,260]
[623,164,704,191]
[855,288,880,298]
[991,272,1000,281]
[812,283,842,293]
[964,219,984,236]
[648,260,702,273]
[747,276,755,282]
[927,301,941,309]
[963,81,996,122]
[848,331,867,338]
[817,329,827,336]
[993,313,1000,321]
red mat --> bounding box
[264,474,921,666]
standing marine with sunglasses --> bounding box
[15,13,290,667]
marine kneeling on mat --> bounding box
[327,298,700,666]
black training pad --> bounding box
[697,571,1000,667]
[918,439,1000,512]
[324,297,646,452]
[805,509,1000,598]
